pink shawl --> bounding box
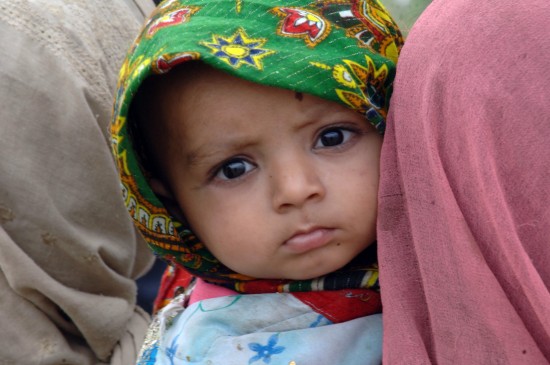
[377,0,550,363]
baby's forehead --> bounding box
[157,62,336,122]
[166,79,362,144]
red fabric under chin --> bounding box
[153,265,382,321]
[292,290,381,323]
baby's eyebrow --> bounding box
[185,145,226,167]
[185,149,215,167]
[185,139,259,167]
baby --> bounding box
[111,0,402,364]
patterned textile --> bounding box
[111,0,402,293]
[138,292,383,364]
[153,264,382,315]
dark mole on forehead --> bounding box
[294,92,303,101]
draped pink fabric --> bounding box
[377,0,550,363]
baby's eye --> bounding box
[215,158,255,180]
[314,127,354,148]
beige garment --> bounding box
[0,0,155,363]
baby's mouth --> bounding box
[283,227,335,253]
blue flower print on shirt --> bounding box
[310,314,328,328]
[166,334,180,365]
[248,333,286,364]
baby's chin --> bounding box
[222,249,356,281]
[261,263,350,281]
[237,269,330,282]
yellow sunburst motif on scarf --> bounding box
[200,28,275,70]
[334,55,389,114]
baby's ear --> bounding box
[149,178,187,222]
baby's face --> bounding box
[157,66,382,280]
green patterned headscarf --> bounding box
[111,0,403,292]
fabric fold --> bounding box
[378,0,550,363]
[0,1,155,363]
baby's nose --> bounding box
[270,154,325,212]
